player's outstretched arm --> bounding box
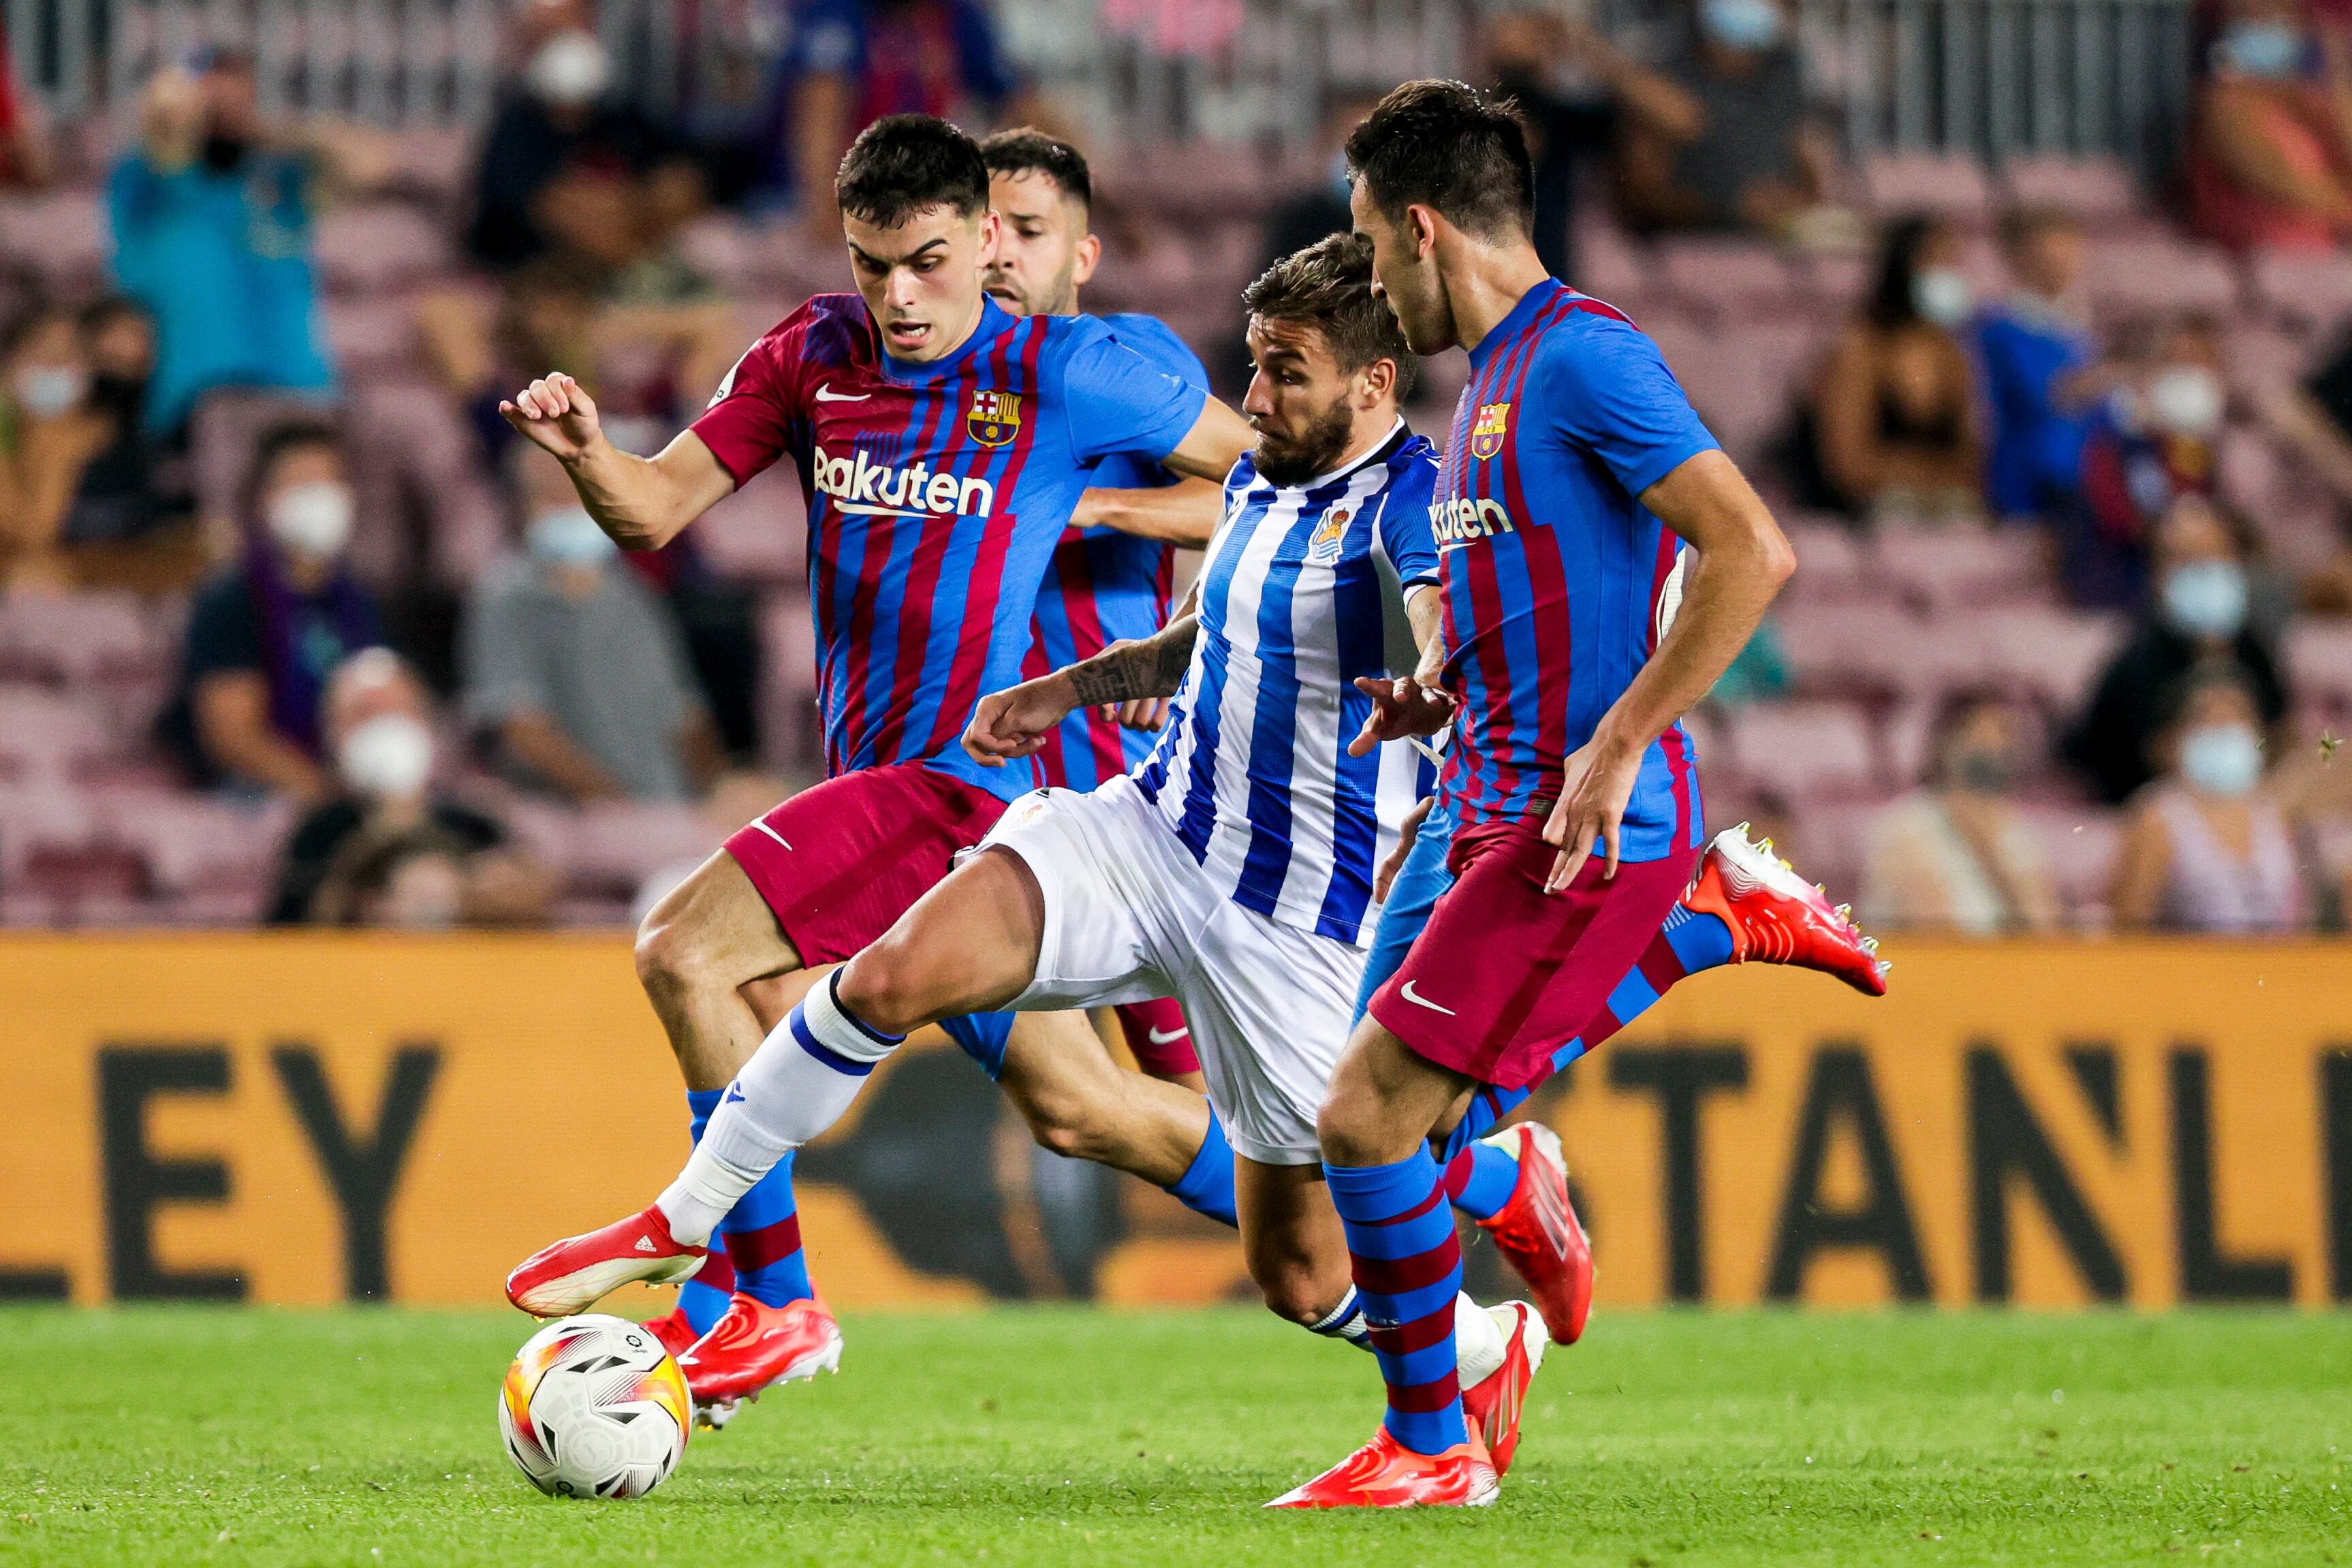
[1153,397,1257,485]
[1542,449,1796,890]
[500,372,737,552]
[963,614,1199,766]
[1070,475,1224,546]
[1349,584,1454,756]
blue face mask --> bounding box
[1703,0,1786,51]
[2180,722,2263,797]
[2161,559,2248,641]
[2217,21,2305,80]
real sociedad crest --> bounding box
[969,388,1022,447]
[1307,507,1351,565]
[1470,402,1511,461]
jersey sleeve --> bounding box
[688,315,810,487]
[1543,317,1720,499]
[1374,458,1441,589]
[1057,328,1210,469]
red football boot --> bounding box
[1458,1301,1547,1475]
[676,1293,844,1404]
[1476,1122,1594,1345]
[505,1205,707,1317]
[1682,825,1888,997]
[642,1306,745,1429]
[1265,1426,1499,1509]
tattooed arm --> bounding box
[964,613,1199,767]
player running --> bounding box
[498,114,1255,1402]
[1268,80,1866,1509]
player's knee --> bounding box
[1014,1084,1108,1161]
[834,941,928,1037]
[1251,1261,1337,1328]
[633,911,712,1010]
[1315,1088,1386,1170]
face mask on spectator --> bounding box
[266,480,355,561]
[528,31,611,106]
[1702,0,1785,50]
[1911,267,1973,328]
[339,712,435,798]
[2216,21,2304,79]
[528,506,618,565]
[13,364,86,418]
[2180,721,2263,796]
[2146,366,2224,439]
[2161,559,2248,640]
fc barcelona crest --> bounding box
[969,388,1023,447]
[1470,401,1511,461]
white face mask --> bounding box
[339,712,435,798]
[13,363,86,418]
[2146,366,2224,439]
[2161,559,2248,641]
[528,30,611,106]
[1912,268,1973,328]
[2180,721,2263,797]
[527,505,618,565]
[266,480,355,561]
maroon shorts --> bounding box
[1114,997,1201,1078]
[1368,817,1700,1090]
[724,763,1009,965]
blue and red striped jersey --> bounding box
[1021,313,1208,791]
[1432,279,1716,859]
[691,292,1206,800]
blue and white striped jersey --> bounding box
[1134,421,1442,945]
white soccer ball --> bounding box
[498,1314,691,1499]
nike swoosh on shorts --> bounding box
[1147,1026,1189,1045]
[1400,980,1456,1016]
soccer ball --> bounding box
[498,1315,691,1499]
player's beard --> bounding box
[1253,396,1355,487]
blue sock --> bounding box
[678,1090,735,1333]
[1661,905,1736,972]
[723,1150,813,1308]
[1164,1108,1238,1227]
[1325,1152,1467,1455]
[1447,1140,1521,1222]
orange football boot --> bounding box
[1475,1122,1594,1345]
[677,1293,844,1404]
[506,1205,706,1317]
[1682,825,1887,996]
[1266,1426,1500,1509]
[1458,1301,1547,1475]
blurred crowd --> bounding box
[7,0,2352,935]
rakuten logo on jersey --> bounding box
[1432,495,1517,551]
[812,444,996,518]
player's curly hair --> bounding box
[979,127,1091,210]
[1344,78,1535,242]
[836,114,990,228]
[1242,233,1418,398]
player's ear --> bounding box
[1072,231,1101,288]
[1356,356,1395,409]
[975,207,1003,265]
[1405,204,1441,261]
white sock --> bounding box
[655,973,903,1245]
[1454,1292,1509,1388]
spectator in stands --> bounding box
[55,295,203,592]
[2189,0,2352,252]
[2064,495,2290,804]
[1478,9,1695,282]
[461,448,721,803]
[269,648,554,926]
[466,0,702,271]
[1975,206,2103,522]
[1259,91,1377,288]
[1861,690,2060,935]
[159,420,381,803]
[108,52,390,439]
[1789,215,1983,525]
[765,0,1041,241]
[0,18,52,187]
[307,823,473,929]
[1616,0,1829,234]
[2054,316,2229,609]
[1,302,106,589]
[2259,311,2352,607]
[2110,665,2308,930]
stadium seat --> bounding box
[2086,238,2240,317]
[0,593,163,687]
[1973,605,2127,712]
[1787,796,1876,899]
[1871,525,2050,612]
[1860,153,1994,225]
[1996,155,2145,228]
[0,687,114,783]
[2284,621,2352,716]
[1656,239,1799,315]
[314,203,454,296]
[1783,519,1875,603]
[324,297,423,381]
[2224,325,2311,401]
[2016,802,2124,929]
[1575,218,1653,311]
[345,381,507,590]
[93,786,289,905]
[0,189,107,289]
[1777,602,1930,697]
[2246,251,2352,335]
[1723,700,1882,799]
[1799,251,1873,312]
[0,783,98,881]
[696,466,807,584]
[760,591,821,773]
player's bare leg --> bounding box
[996,1014,1210,1186]
[1233,1157,1353,1329]
[635,851,807,1093]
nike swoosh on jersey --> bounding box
[1400,979,1456,1016]
[1146,1026,1190,1045]
[813,385,868,402]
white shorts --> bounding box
[979,776,1366,1165]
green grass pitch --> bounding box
[3,1306,2348,1566]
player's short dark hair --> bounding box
[1242,232,1419,399]
[835,114,990,228]
[979,127,1091,210]
[1345,79,1534,242]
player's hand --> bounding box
[499,372,605,462]
[964,676,1076,766]
[1347,675,1456,756]
[1541,735,1642,893]
[1374,794,1434,903]
[1091,640,1170,731]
